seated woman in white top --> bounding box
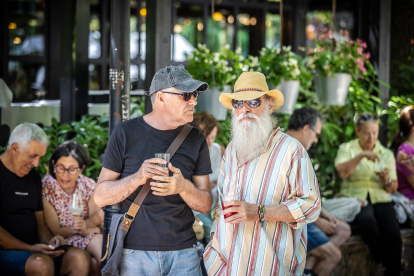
[191,111,225,242]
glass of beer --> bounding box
[69,193,83,218]
[155,153,170,182]
[374,160,384,176]
[220,191,241,220]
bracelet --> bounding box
[258,205,265,227]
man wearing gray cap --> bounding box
[95,66,213,275]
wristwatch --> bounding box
[385,179,392,188]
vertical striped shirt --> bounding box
[204,128,321,276]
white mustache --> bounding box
[236,112,258,122]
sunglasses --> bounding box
[231,97,262,109]
[357,114,379,122]
[161,90,199,101]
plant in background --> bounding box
[186,44,236,91]
[305,29,375,81]
[256,46,312,89]
[37,118,73,177]
[33,116,108,181]
[71,115,109,180]
[0,146,6,155]
[385,95,414,146]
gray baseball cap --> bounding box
[147,66,208,96]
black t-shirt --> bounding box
[0,160,43,246]
[102,116,212,251]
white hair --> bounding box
[231,99,275,161]
[8,123,50,149]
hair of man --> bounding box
[7,122,50,149]
[287,106,324,131]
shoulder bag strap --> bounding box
[120,124,193,232]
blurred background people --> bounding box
[42,141,103,276]
[190,111,225,243]
[286,107,351,276]
[335,112,401,276]
[0,123,91,276]
[393,106,414,200]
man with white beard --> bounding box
[203,72,321,276]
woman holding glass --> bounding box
[42,141,103,276]
[335,112,402,276]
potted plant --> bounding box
[254,46,312,114]
[305,29,373,106]
[186,44,239,120]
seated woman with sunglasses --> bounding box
[42,141,103,276]
[335,112,402,275]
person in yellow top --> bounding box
[335,112,402,276]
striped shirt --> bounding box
[203,128,321,276]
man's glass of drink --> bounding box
[220,191,241,219]
[155,153,170,182]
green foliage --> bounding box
[254,46,312,89]
[384,95,414,146]
[36,118,72,177]
[35,116,109,181]
[0,146,6,155]
[305,30,375,81]
[71,116,109,180]
[391,45,414,96]
[185,44,238,91]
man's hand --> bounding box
[72,217,88,236]
[48,235,66,247]
[315,218,337,235]
[30,235,66,258]
[150,163,190,196]
[135,158,169,186]
[222,201,257,224]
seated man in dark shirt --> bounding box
[95,66,213,275]
[0,123,91,276]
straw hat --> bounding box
[219,72,284,112]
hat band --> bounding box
[234,87,265,93]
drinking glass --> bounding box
[68,193,83,217]
[220,191,241,219]
[155,153,170,182]
[374,160,384,176]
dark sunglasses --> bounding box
[161,90,199,101]
[357,114,379,122]
[231,97,262,109]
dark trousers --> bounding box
[351,197,402,276]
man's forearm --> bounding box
[0,226,32,251]
[180,180,212,214]
[95,173,142,207]
[264,204,296,222]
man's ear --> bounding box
[10,143,19,154]
[267,97,275,114]
[158,91,165,103]
[303,124,310,133]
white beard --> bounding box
[230,102,275,162]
